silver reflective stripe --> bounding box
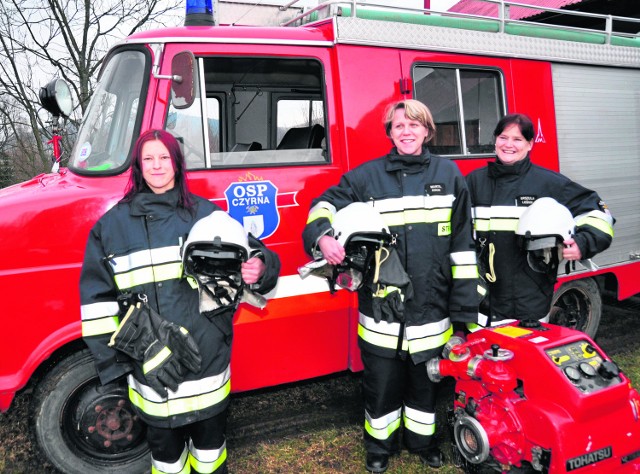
[130,366,231,402]
[473,206,525,219]
[359,312,401,335]
[372,194,454,213]
[450,251,477,265]
[403,405,436,436]
[189,439,227,473]
[81,301,119,320]
[366,407,402,429]
[405,318,451,340]
[152,444,189,474]
[110,245,181,272]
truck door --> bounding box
[159,43,352,391]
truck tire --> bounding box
[549,278,602,338]
[30,349,149,474]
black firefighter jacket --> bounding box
[303,147,479,363]
[80,188,279,428]
[466,156,614,324]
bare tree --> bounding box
[0,0,182,186]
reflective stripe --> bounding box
[152,444,190,474]
[450,251,477,265]
[358,323,399,350]
[82,316,119,337]
[359,312,401,335]
[403,405,436,437]
[406,321,453,354]
[189,440,227,473]
[114,262,183,290]
[110,246,181,272]
[143,346,172,374]
[472,205,525,232]
[373,195,454,212]
[306,201,336,224]
[128,367,231,418]
[452,264,479,279]
[576,215,614,237]
[81,301,119,320]
[474,218,519,232]
[575,209,614,226]
[365,408,402,441]
[382,208,452,227]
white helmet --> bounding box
[516,197,575,273]
[331,203,392,290]
[182,211,250,314]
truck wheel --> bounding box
[30,350,149,474]
[550,278,602,338]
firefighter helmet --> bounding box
[516,197,575,273]
[331,203,392,291]
[182,211,250,314]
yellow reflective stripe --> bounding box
[114,262,183,290]
[474,218,519,232]
[382,208,451,227]
[306,207,334,224]
[129,378,231,418]
[82,316,119,337]
[452,264,479,279]
[189,443,227,473]
[477,284,487,296]
[408,326,453,354]
[576,216,614,237]
[143,346,172,374]
[358,323,399,350]
[365,411,402,441]
[374,285,401,298]
[403,408,436,437]
[152,447,190,474]
[466,322,485,333]
[187,276,198,289]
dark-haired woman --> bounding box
[80,129,279,474]
[466,113,614,328]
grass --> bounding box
[227,349,640,474]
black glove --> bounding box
[109,302,202,397]
[372,286,406,323]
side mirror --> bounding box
[39,78,73,118]
[171,51,196,109]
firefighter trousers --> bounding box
[146,409,228,474]
[361,350,438,456]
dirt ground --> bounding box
[1,291,639,473]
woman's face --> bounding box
[389,108,429,156]
[141,139,176,194]
[494,123,533,165]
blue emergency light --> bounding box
[185,0,215,26]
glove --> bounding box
[109,302,202,397]
[370,248,412,323]
[372,286,405,323]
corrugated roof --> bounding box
[448,0,584,20]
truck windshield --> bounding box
[69,49,146,173]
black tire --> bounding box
[550,278,602,338]
[30,350,150,474]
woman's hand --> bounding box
[241,257,266,284]
[562,238,582,261]
[318,235,346,265]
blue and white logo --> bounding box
[225,180,280,239]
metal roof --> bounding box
[448,0,583,20]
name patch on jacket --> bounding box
[517,195,537,206]
[426,184,445,195]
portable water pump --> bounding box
[427,320,640,473]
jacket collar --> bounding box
[130,187,181,217]
[385,146,431,173]
[488,155,532,178]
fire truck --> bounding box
[1,1,639,472]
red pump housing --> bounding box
[427,322,640,473]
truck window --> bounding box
[413,66,504,156]
[70,50,146,172]
[167,56,327,169]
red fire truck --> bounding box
[1,1,639,472]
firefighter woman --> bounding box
[80,129,280,474]
[466,113,614,328]
[303,99,479,473]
